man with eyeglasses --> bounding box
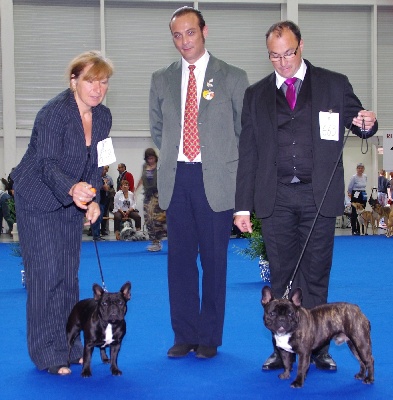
[234,21,378,372]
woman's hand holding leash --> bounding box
[70,182,96,209]
[86,202,100,225]
[69,183,99,223]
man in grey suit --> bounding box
[150,6,249,359]
[234,21,377,371]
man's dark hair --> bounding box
[169,6,206,33]
[265,20,302,44]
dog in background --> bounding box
[374,203,392,232]
[385,209,393,237]
[66,281,131,377]
[261,286,374,388]
[352,202,374,235]
[370,204,381,233]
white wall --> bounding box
[1,0,390,213]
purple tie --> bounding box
[285,77,298,110]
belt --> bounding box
[177,161,201,165]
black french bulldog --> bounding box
[261,286,374,388]
[66,281,131,377]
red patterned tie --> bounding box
[183,65,200,161]
[285,77,298,110]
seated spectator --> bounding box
[0,189,15,235]
[113,180,141,240]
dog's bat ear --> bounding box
[290,288,302,306]
[261,286,273,306]
[120,281,132,301]
[93,283,104,300]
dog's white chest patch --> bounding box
[274,333,294,353]
[102,323,114,347]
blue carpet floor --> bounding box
[0,236,392,399]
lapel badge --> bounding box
[203,89,215,100]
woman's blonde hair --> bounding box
[66,50,114,88]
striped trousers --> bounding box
[15,193,84,370]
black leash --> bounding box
[282,123,367,299]
[90,220,108,292]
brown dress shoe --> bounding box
[167,344,198,358]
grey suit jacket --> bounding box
[149,54,249,212]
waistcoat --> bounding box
[276,71,313,184]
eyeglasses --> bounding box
[268,44,299,62]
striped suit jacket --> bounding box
[12,89,112,211]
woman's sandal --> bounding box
[47,365,72,375]
[70,358,83,365]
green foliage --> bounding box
[6,198,16,223]
[237,213,268,261]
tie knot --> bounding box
[189,65,196,72]
[285,77,297,86]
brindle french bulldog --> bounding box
[261,286,374,388]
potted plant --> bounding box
[8,242,25,287]
[236,213,270,282]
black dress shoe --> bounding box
[311,352,337,371]
[262,351,295,370]
[262,351,284,370]
[196,346,217,359]
[167,344,198,358]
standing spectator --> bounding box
[100,165,114,235]
[113,180,142,240]
[116,163,134,191]
[11,50,113,375]
[0,189,15,235]
[377,169,390,207]
[389,172,393,203]
[149,6,249,359]
[234,20,377,371]
[348,163,368,235]
[135,148,166,252]
[91,168,111,241]
[1,167,15,196]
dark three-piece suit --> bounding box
[235,59,378,308]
